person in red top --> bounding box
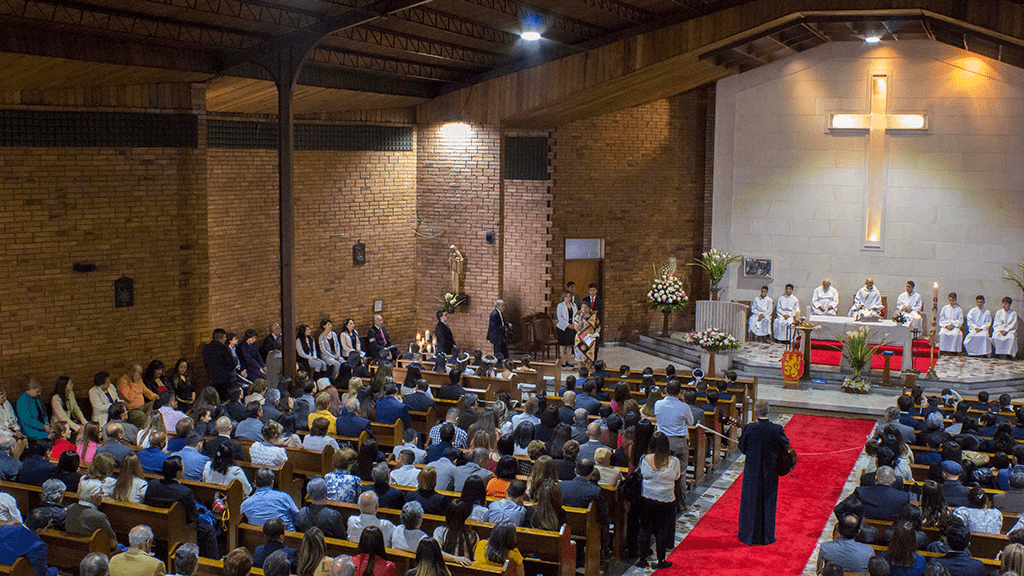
[352,526,397,576]
[116,364,155,428]
[48,421,76,459]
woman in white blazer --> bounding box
[555,291,578,368]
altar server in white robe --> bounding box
[963,295,992,356]
[938,293,964,353]
[773,283,800,342]
[748,286,773,342]
[849,277,884,320]
[811,278,839,316]
[895,280,923,331]
[993,296,1018,358]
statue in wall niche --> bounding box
[448,244,465,294]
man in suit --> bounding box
[402,380,434,413]
[203,417,248,462]
[941,460,971,507]
[259,322,282,363]
[434,310,456,357]
[994,469,1024,513]
[737,400,790,546]
[558,392,576,425]
[584,284,604,353]
[853,466,909,520]
[437,369,466,401]
[202,329,237,400]
[896,394,924,431]
[368,315,400,363]
[17,440,56,486]
[96,423,133,465]
[108,526,166,576]
[558,459,609,555]
[932,521,987,576]
[876,407,916,444]
[487,300,510,360]
[145,455,219,558]
[566,281,582,310]
[336,399,372,438]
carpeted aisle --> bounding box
[656,414,875,576]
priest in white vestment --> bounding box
[895,281,923,331]
[748,286,773,342]
[963,295,992,356]
[811,278,839,316]
[938,293,964,353]
[993,296,1018,358]
[849,278,884,320]
[773,283,800,342]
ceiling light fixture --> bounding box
[865,36,881,43]
[521,31,542,41]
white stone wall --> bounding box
[713,40,1024,318]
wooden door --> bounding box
[564,259,602,297]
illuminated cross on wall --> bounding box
[828,73,929,250]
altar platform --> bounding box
[628,332,1024,398]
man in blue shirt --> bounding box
[171,432,211,481]
[234,402,265,442]
[137,432,170,474]
[375,384,412,429]
[241,468,299,531]
[15,379,49,442]
[17,440,56,486]
[487,479,526,525]
[0,436,22,481]
[425,423,456,464]
[96,424,133,465]
[0,492,56,576]
[574,381,602,415]
[336,399,372,438]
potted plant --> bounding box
[437,292,466,313]
[648,264,689,336]
[833,326,890,394]
[683,327,741,377]
[689,249,742,300]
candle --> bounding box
[931,282,939,331]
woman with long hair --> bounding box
[555,290,578,368]
[433,499,478,561]
[351,439,379,482]
[486,456,518,498]
[190,387,222,422]
[142,360,167,396]
[1001,543,1024,576]
[410,537,451,576]
[546,423,572,459]
[921,480,950,528]
[136,411,166,449]
[340,318,364,359]
[51,375,87,433]
[203,443,253,497]
[370,364,393,396]
[75,422,103,464]
[512,422,534,457]
[87,452,117,495]
[572,301,600,371]
[475,521,524,576]
[460,475,489,521]
[353,525,396,576]
[635,431,680,569]
[166,358,196,411]
[297,526,333,576]
[111,454,148,504]
[639,388,661,419]
[611,382,632,414]
[885,521,926,576]
[49,420,76,460]
[56,450,82,492]
[297,324,327,375]
[527,455,558,501]
[524,481,565,532]
[401,366,422,396]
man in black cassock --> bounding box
[738,400,790,546]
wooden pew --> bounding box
[870,543,1001,568]
[234,460,299,506]
[564,504,601,576]
[371,420,404,449]
[39,528,114,573]
[864,518,1010,559]
[409,408,437,436]
[192,557,265,576]
[434,397,465,421]
[0,558,34,576]
[239,524,517,576]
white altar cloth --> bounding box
[809,315,912,372]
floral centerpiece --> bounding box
[437,292,466,313]
[892,311,908,326]
[833,326,891,394]
[683,328,741,352]
[689,249,743,294]
[648,264,689,312]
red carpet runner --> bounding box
[657,414,875,576]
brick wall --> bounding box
[0,145,209,402]
[415,123,502,353]
[550,89,711,341]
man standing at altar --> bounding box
[895,281,923,330]
[993,297,1017,359]
[773,284,800,342]
[849,278,883,320]
[748,286,773,343]
[738,400,789,546]
[964,295,992,357]
[811,278,839,316]
[939,293,965,354]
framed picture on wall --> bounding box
[743,258,772,279]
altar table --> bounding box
[809,315,912,372]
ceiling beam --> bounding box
[309,45,465,81]
[330,25,506,67]
[463,0,607,40]
[389,6,519,46]
[570,0,661,24]
[131,0,324,29]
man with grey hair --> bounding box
[261,551,291,576]
[453,447,494,491]
[32,479,67,531]
[851,466,909,521]
[0,435,22,480]
[487,299,510,359]
[330,556,355,576]
[571,408,590,443]
[347,490,395,543]
[109,525,165,576]
[262,389,283,422]
[389,501,426,551]
[368,315,399,363]
[169,543,199,576]
[365,462,405,510]
[737,400,790,546]
[241,467,298,531]
[875,406,915,444]
[995,469,1024,513]
[295,478,344,539]
[80,553,109,576]
[66,478,117,541]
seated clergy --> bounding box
[773,284,800,342]
[895,280,923,331]
[811,278,839,316]
[938,293,965,353]
[748,286,773,343]
[993,297,1018,359]
[849,278,883,320]
[963,295,992,357]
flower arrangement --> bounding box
[689,249,743,291]
[648,264,689,312]
[437,292,466,313]
[833,326,891,394]
[892,311,908,326]
[683,328,741,352]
